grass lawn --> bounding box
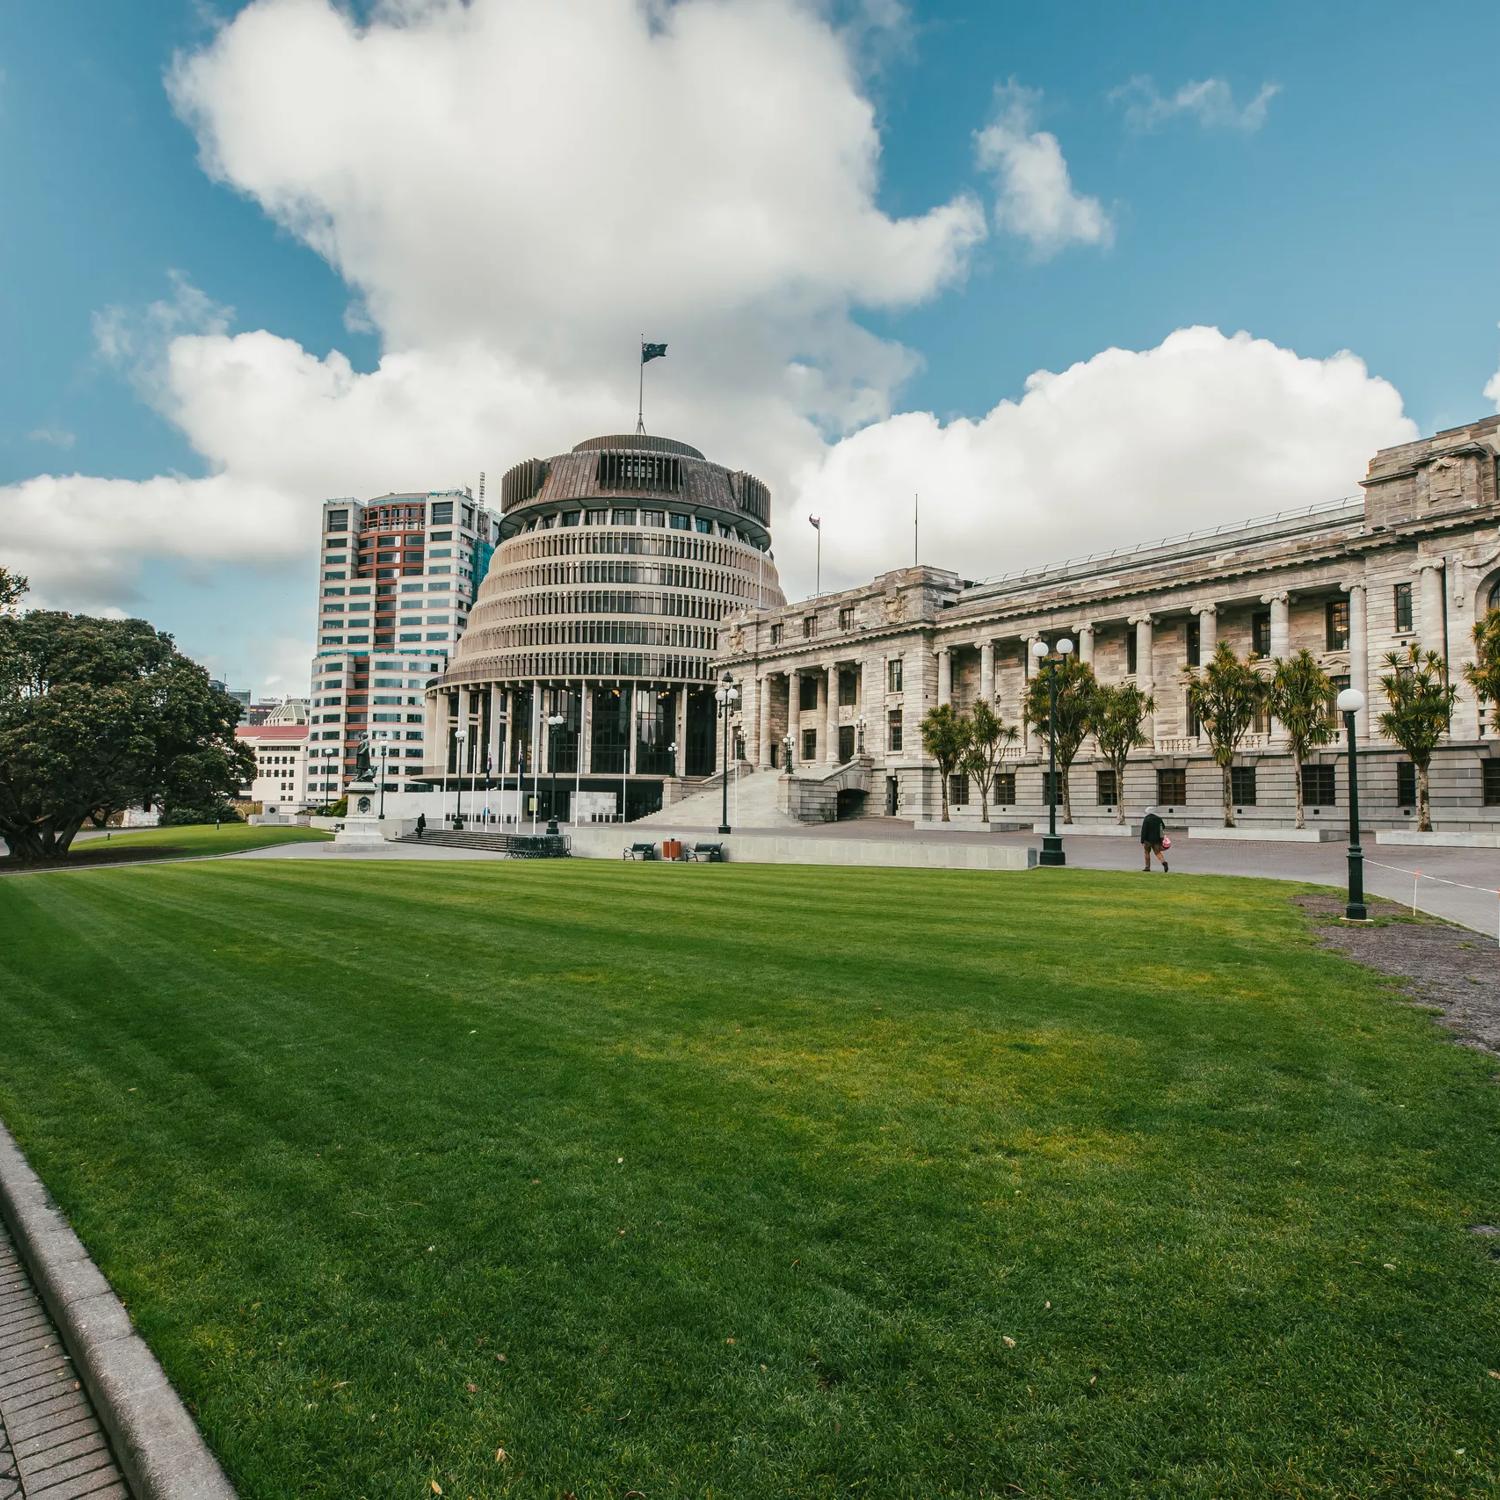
[1,822,332,868]
[0,860,1496,1498]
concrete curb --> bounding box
[0,1123,237,1499]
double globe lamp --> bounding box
[1029,635,1073,867]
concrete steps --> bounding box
[633,768,797,828]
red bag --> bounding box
[1161,835,1172,851]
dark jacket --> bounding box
[1140,812,1165,845]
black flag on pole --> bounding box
[641,341,668,363]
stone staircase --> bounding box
[393,830,570,857]
[631,768,797,828]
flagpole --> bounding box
[914,492,919,568]
[816,526,821,598]
[636,335,645,435]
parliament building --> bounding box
[713,415,1500,832]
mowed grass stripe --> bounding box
[0,860,1496,1498]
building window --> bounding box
[670,513,691,531]
[995,770,1016,805]
[1301,764,1336,807]
[1326,674,1350,728]
[1157,768,1186,805]
[887,658,903,692]
[887,708,903,753]
[1126,631,1138,675]
[430,501,453,524]
[1393,581,1414,633]
[1482,760,1500,807]
[801,728,817,762]
[641,509,665,527]
[1326,599,1350,651]
[611,508,637,525]
[1041,771,1061,806]
[770,623,783,646]
[838,670,857,707]
[1252,610,1271,658]
[838,606,855,631]
[949,773,969,807]
[1096,768,1118,806]
[802,615,817,639]
[1396,761,1417,808]
[694,517,712,534]
[799,675,818,711]
[1186,619,1200,667]
[1230,765,1257,805]
[326,509,348,531]
[1187,699,1201,738]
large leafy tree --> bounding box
[1185,642,1267,828]
[1087,681,1156,825]
[1269,650,1336,829]
[1378,644,1458,832]
[959,700,1019,826]
[1023,656,1097,824]
[1465,608,1500,736]
[919,704,969,823]
[0,610,253,862]
[0,568,26,611]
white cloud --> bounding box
[975,81,1112,258]
[1112,76,1281,133]
[791,327,1416,591]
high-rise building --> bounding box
[428,433,784,821]
[308,489,501,805]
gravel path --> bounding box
[1297,892,1500,1058]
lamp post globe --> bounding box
[1033,638,1067,867]
[715,673,739,834]
[545,712,566,834]
[1336,686,1368,921]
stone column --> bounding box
[757,676,772,768]
[825,663,839,764]
[980,640,995,703]
[785,670,799,768]
[499,689,514,778]
[1076,623,1094,667]
[674,686,688,776]
[937,645,952,707]
[486,685,504,779]
[1190,602,1216,662]
[1345,581,1369,738]
[1418,561,1445,654]
[1130,616,1155,690]
[1263,591,1291,659]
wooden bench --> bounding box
[684,842,725,862]
[623,842,658,861]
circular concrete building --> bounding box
[429,433,784,821]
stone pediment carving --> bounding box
[884,590,907,622]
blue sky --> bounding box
[3,0,1498,692]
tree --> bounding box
[1377,644,1458,832]
[959,700,1019,825]
[1464,608,1500,736]
[1023,656,1097,823]
[0,611,254,862]
[0,568,26,612]
[1269,650,1336,829]
[920,704,969,823]
[1185,642,1267,828]
[1087,681,1156,825]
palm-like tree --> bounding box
[1087,681,1156,825]
[960,700,1020,825]
[1464,608,1500,737]
[1185,642,1267,827]
[920,704,968,823]
[1269,650,1336,829]
[1022,656,1097,824]
[1378,644,1458,831]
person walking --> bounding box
[1140,806,1169,872]
[415,812,427,840]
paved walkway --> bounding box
[0,1225,129,1499]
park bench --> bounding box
[684,842,725,862]
[623,842,658,860]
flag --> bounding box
[641,341,668,363]
[808,515,821,530]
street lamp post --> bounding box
[783,732,794,773]
[854,714,867,754]
[453,727,467,828]
[715,672,740,834]
[1029,635,1074,868]
[1337,686,1368,921]
[375,733,390,817]
[545,711,565,835]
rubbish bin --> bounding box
[662,838,683,861]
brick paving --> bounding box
[0,1225,129,1499]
